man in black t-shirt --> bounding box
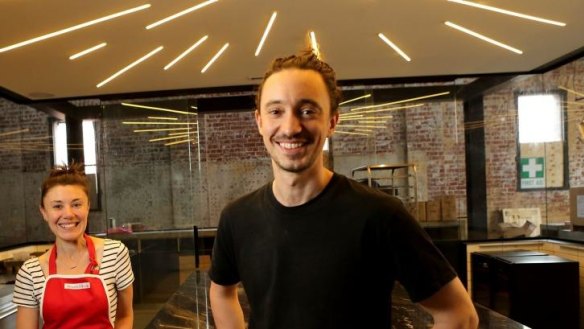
[209,50,479,329]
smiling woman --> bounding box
[11,163,135,329]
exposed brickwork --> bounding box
[484,57,584,230]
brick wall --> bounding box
[0,98,53,248]
[483,57,584,232]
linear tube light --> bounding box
[0,4,150,53]
[351,92,449,111]
[309,31,320,59]
[339,94,372,106]
[351,104,425,115]
[122,102,197,115]
[146,0,219,29]
[447,0,566,27]
[201,43,229,73]
[378,33,411,62]
[0,128,29,137]
[255,11,278,56]
[149,134,190,142]
[165,139,193,146]
[148,116,178,121]
[558,86,584,98]
[69,42,107,60]
[334,131,371,136]
[445,21,523,54]
[337,124,386,129]
[97,46,163,88]
[122,121,197,125]
[133,128,191,132]
[164,35,208,70]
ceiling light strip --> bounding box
[0,4,150,53]
[69,42,107,60]
[377,33,411,62]
[165,139,193,146]
[134,128,191,132]
[146,0,219,29]
[559,86,584,98]
[255,11,278,56]
[149,134,190,142]
[122,102,197,115]
[123,121,197,125]
[164,35,208,70]
[148,116,178,121]
[444,21,523,54]
[355,129,373,133]
[168,131,197,136]
[0,128,29,137]
[351,92,449,111]
[337,124,386,129]
[309,31,321,59]
[334,131,371,136]
[352,103,425,115]
[447,0,566,27]
[97,46,163,88]
[339,94,372,106]
[201,43,229,73]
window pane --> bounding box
[518,94,562,143]
[53,121,68,166]
[83,120,97,174]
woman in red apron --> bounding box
[13,163,134,329]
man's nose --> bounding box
[281,113,302,136]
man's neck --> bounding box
[272,165,333,207]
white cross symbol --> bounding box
[523,158,542,178]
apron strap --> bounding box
[48,234,99,275]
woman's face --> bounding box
[40,184,89,242]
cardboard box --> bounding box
[570,187,584,226]
[426,200,441,221]
[405,201,427,221]
[417,202,427,221]
[440,195,457,221]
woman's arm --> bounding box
[16,306,39,329]
[114,285,134,329]
[210,281,245,329]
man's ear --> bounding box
[255,109,263,135]
[328,111,339,137]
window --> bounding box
[518,94,563,143]
[516,92,567,190]
[53,120,97,169]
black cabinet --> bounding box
[471,250,579,329]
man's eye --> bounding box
[53,205,63,210]
[267,108,282,115]
[73,203,83,208]
[300,108,316,116]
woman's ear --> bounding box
[39,205,48,222]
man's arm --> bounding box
[209,281,245,329]
[417,277,479,329]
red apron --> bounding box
[41,234,113,329]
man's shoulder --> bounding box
[223,181,271,212]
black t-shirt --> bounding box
[209,173,456,329]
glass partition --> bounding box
[1,54,583,250]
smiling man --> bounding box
[208,50,478,329]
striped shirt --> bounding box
[12,239,134,324]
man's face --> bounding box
[256,68,338,174]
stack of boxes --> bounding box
[407,195,457,222]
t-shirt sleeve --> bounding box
[387,200,457,302]
[208,208,240,285]
[114,242,134,291]
[12,259,40,308]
